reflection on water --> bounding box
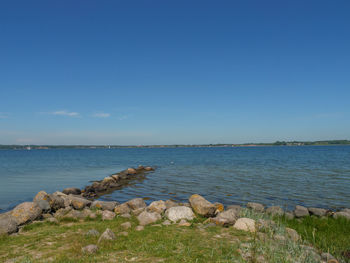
[0,146,349,211]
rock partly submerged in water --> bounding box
[62,188,81,195]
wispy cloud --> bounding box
[0,112,9,119]
[92,112,111,118]
[118,115,129,120]
[51,110,80,117]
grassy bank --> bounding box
[1,210,349,263]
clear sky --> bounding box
[0,1,349,145]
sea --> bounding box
[0,146,349,212]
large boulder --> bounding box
[33,191,51,212]
[211,209,237,226]
[91,201,118,211]
[10,202,42,225]
[233,218,256,232]
[308,207,327,217]
[266,206,284,216]
[51,191,70,207]
[165,206,195,222]
[247,202,265,212]
[127,198,146,210]
[137,211,161,225]
[165,200,178,209]
[48,194,65,211]
[147,200,166,214]
[126,168,137,175]
[62,187,81,195]
[114,203,131,214]
[294,205,309,218]
[68,196,91,210]
[0,213,18,235]
[189,194,216,217]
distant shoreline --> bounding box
[0,140,350,150]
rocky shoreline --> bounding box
[1,165,350,237]
[1,166,350,262]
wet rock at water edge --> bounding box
[266,206,284,216]
[247,202,265,213]
[127,198,147,210]
[62,187,81,195]
[308,207,327,217]
[189,194,216,217]
[294,205,309,218]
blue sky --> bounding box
[0,1,349,145]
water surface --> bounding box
[0,146,349,211]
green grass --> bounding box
[280,215,350,262]
[1,212,349,263]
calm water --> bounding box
[0,146,349,212]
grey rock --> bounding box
[165,200,178,209]
[226,205,242,214]
[294,205,309,218]
[91,201,118,211]
[147,200,166,214]
[68,195,91,210]
[82,244,98,254]
[48,194,65,211]
[10,202,42,225]
[135,225,144,231]
[308,207,327,217]
[120,213,131,218]
[98,228,116,242]
[162,220,172,226]
[211,209,237,226]
[121,222,131,230]
[266,206,284,216]
[137,211,161,225]
[333,211,350,220]
[189,194,216,217]
[101,210,116,220]
[127,198,147,210]
[285,212,295,220]
[285,227,300,242]
[54,207,72,218]
[165,206,195,222]
[131,207,145,216]
[62,187,81,195]
[247,202,265,212]
[114,203,131,214]
[36,200,51,212]
[85,229,100,237]
[0,213,18,235]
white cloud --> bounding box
[51,110,80,117]
[92,112,111,118]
